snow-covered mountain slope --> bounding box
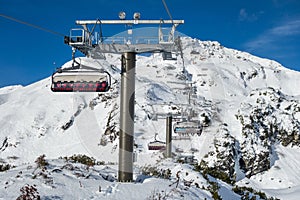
[0,37,300,199]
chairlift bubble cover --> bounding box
[51,59,111,92]
[173,121,202,134]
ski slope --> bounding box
[0,37,300,199]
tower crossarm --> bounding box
[66,19,184,56]
[75,19,184,25]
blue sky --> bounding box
[0,0,299,87]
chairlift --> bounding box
[162,51,177,60]
[51,61,111,92]
[148,133,166,150]
[173,121,202,136]
[148,140,166,150]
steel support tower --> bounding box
[66,18,184,182]
[166,115,173,158]
[119,52,136,181]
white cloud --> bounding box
[245,19,300,50]
[271,20,300,36]
[238,8,260,22]
[239,9,248,21]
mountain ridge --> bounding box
[0,37,299,199]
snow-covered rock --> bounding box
[1,37,300,199]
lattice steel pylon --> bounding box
[65,17,184,182]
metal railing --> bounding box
[100,36,163,45]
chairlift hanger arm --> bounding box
[75,19,184,25]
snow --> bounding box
[239,145,300,199]
[1,37,300,199]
